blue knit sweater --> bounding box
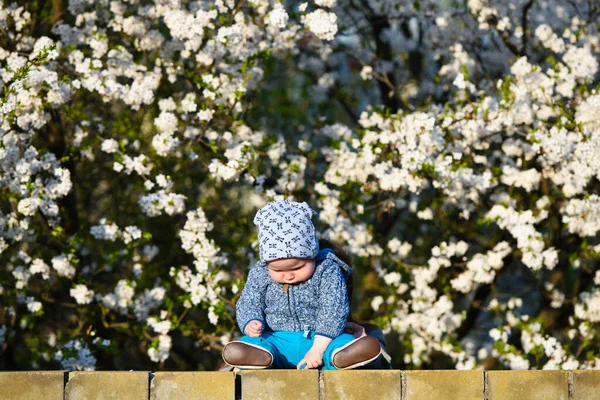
[236,250,351,339]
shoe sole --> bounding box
[331,337,382,370]
[222,341,274,369]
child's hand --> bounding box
[245,320,263,337]
[297,348,324,370]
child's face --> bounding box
[266,258,316,284]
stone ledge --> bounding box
[322,370,401,400]
[487,370,569,400]
[0,370,595,399]
[66,371,149,400]
[404,370,483,400]
[151,371,235,400]
[0,371,65,400]
[571,370,600,400]
[241,369,320,399]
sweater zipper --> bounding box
[287,284,302,330]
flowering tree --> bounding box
[1,0,599,371]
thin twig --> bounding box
[232,0,247,17]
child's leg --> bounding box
[238,334,277,355]
[230,331,314,369]
[322,333,381,370]
[267,331,307,369]
[321,333,356,370]
[223,332,280,369]
[238,332,311,369]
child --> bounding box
[222,199,381,370]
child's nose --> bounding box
[285,272,294,280]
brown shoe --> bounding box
[222,342,273,369]
[332,336,381,369]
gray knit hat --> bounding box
[253,200,319,262]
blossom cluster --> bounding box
[1,0,600,372]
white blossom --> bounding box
[268,4,288,29]
[302,10,337,41]
[360,65,373,80]
[122,225,142,244]
[90,218,120,241]
[51,253,76,278]
[70,284,94,305]
[55,339,96,371]
[101,139,119,154]
[148,334,171,363]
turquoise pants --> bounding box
[239,330,357,370]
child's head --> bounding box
[254,199,319,283]
[265,257,316,284]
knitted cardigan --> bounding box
[236,250,351,339]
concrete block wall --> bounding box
[0,370,598,399]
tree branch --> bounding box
[521,0,536,55]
